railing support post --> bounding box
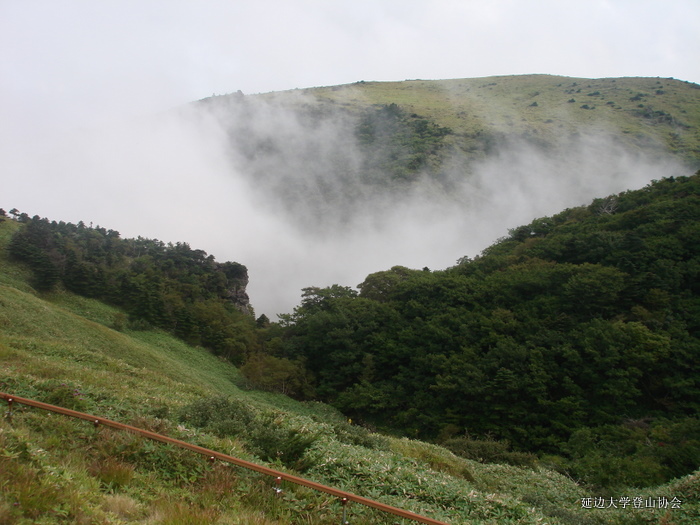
[340,497,349,524]
[274,476,283,496]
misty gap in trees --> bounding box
[5,172,700,490]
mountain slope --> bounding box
[3,215,698,524]
[277,173,700,490]
[301,75,700,159]
[2,74,700,522]
[192,74,700,237]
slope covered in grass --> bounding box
[193,75,700,236]
[1,217,698,524]
[239,74,700,167]
[305,75,700,154]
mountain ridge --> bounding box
[189,74,699,240]
[205,74,700,167]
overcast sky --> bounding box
[2,0,699,317]
[2,0,698,131]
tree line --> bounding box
[6,172,699,489]
[267,173,700,488]
[5,211,256,363]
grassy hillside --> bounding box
[259,74,700,165]
[195,75,700,233]
[2,219,698,523]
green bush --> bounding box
[247,412,318,469]
[240,353,313,398]
[562,419,700,490]
[331,419,389,450]
[178,396,318,469]
[178,395,254,431]
[38,380,89,411]
[111,312,127,331]
[120,439,208,484]
[442,437,538,468]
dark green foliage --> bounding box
[178,396,318,469]
[279,173,700,488]
[178,395,255,435]
[561,418,700,490]
[7,215,257,360]
[246,413,318,469]
[442,437,538,468]
[8,217,61,290]
[355,103,453,182]
[239,353,313,398]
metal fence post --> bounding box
[341,497,349,524]
[274,476,283,496]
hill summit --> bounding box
[193,75,700,231]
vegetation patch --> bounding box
[2,173,700,522]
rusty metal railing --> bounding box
[1,392,451,525]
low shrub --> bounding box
[442,437,538,468]
[88,457,134,491]
[561,419,700,490]
[177,396,319,469]
[91,426,209,484]
[178,395,255,432]
[390,438,475,482]
[37,379,89,411]
[331,420,389,450]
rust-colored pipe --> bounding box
[1,392,451,525]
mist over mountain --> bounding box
[190,75,697,316]
[197,76,699,235]
[4,75,698,317]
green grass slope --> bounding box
[1,217,698,524]
[193,75,700,234]
[261,74,700,165]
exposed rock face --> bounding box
[226,277,252,316]
[218,261,253,315]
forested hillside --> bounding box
[3,68,700,521]
[3,174,700,523]
[269,173,700,489]
[5,173,699,492]
[2,209,257,363]
[7,212,699,524]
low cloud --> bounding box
[2,94,689,319]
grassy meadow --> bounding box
[257,74,700,165]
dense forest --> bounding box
[3,209,257,363]
[269,173,700,489]
[4,172,700,490]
